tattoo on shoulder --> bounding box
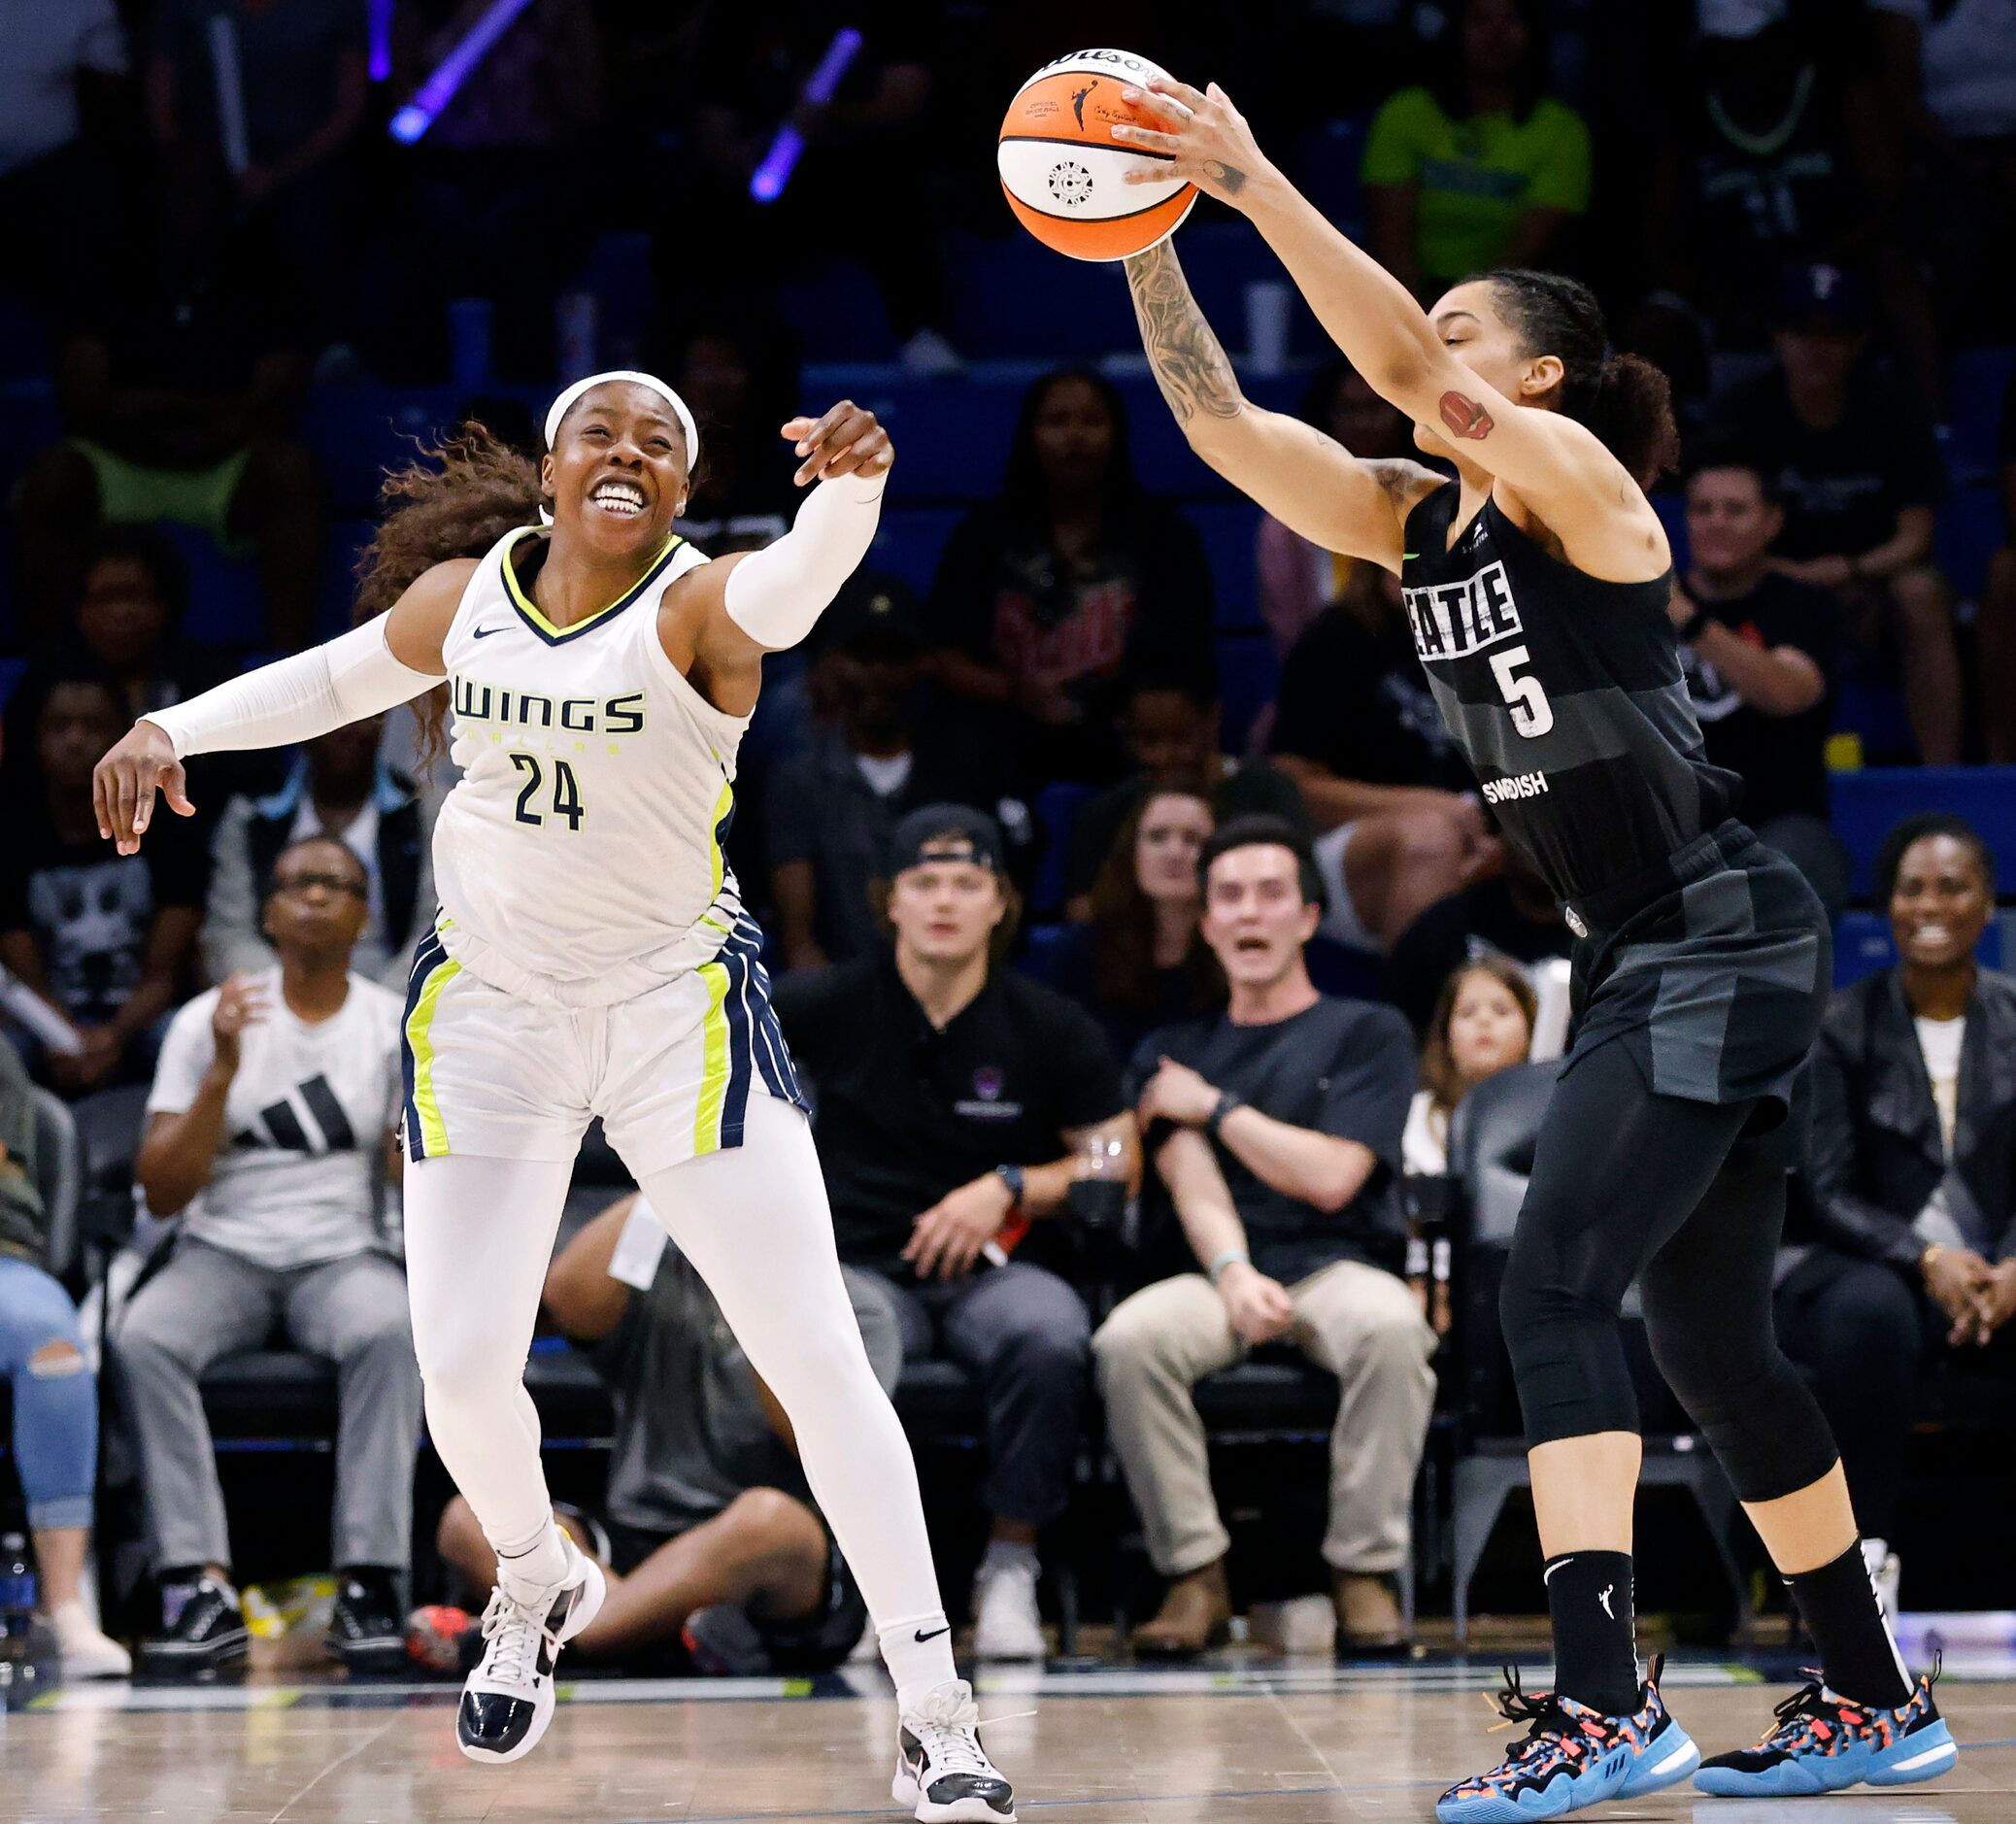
[1438,390,1495,440]
[1125,242,1242,427]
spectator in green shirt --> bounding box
[1361,0,1593,296]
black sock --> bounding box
[1786,1543,1911,1708]
[1543,1550,1639,1716]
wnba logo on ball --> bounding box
[1047,161,1093,207]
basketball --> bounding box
[997,50,1198,262]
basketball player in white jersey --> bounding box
[93,373,1017,1824]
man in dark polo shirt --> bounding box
[772,804,1137,1660]
[1093,815,1434,1659]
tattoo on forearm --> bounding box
[1125,242,1242,426]
[1202,159,1247,194]
[1439,390,1494,440]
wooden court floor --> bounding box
[5,1661,2014,1823]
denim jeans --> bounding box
[0,1256,96,1532]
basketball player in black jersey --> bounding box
[1111,75,1956,1817]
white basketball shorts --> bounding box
[397,917,805,1175]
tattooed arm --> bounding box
[1114,75,1666,581]
[1124,241,1441,572]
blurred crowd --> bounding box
[4,0,2016,1680]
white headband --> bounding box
[540,371,700,524]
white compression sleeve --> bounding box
[722,468,887,651]
[142,614,445,760]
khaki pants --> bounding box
[1093,1259,1435,1577]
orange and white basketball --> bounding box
[997,51,1198,263]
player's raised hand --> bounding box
[782,401,893,488]
[94,720,195,855]
[1110,76,1272,210]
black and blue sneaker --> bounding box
[1437,1657,1699,1821]
[1695,1667,1956,1797]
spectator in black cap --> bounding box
[1708,262,1957,762]
[771,804,1139,1659]
[767,573,1032,972]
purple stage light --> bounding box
[389,0,536,144]
[367,0,393,83]
[751,27,862,204]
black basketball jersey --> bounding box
[1399,484,1741,909]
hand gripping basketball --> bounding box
[1110,76,1271,210]
[94,720,194,855]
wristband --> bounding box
[992,1164,1025,1210]
[1204,1091,1243,1139]
[1207,1247,1250,1286]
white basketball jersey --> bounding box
[428,527,749,1005]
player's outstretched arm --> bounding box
[678,401,892,677]
[1116,77,1644,542]
[93,559,468,855]
[1124,240,1441,572]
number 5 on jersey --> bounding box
[1490,645,1555,738]
[510,753,586,829]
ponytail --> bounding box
[1478,270,1681,490]
[352,422,543,766]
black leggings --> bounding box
[1498,1041,1840,1503]
[1772,1251,1924,1541]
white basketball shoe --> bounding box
[892,1678,1018,1821]
[456,1533,605,1765]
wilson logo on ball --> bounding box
[997,48,1198,262]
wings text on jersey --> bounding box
[452,680,647,736]
[1404,559,1524,663]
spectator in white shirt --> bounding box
[116,836,417,1675]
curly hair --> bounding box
[351,422,543,767]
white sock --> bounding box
[881,1612,957,1704]
[980,1537,1037,1576]
[493,1517,568,1598]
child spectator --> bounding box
[1401,955,1537,1176]
[1362,0,1593,298]
[930,369,1216,787]
[0,672,205,1096]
